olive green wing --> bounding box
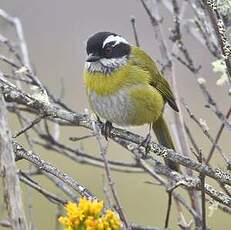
[130,46,179,112]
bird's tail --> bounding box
[152,115,179,171]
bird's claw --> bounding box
[138,133,151,158]
[101,121,113,140]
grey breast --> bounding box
[88,89,134,125]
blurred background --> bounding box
[0,0,230,229]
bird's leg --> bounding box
[101,120,113,141]
[139,124,152,158]
[96,115,103,125]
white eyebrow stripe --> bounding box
[102,35,128,48]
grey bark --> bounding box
[0,90,28,230]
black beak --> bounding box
[86,53,100,62]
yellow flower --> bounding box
[78,198,90,214]
[89,200,104,217]
[59,198,122,230]
[85,216,97,230]
[102,210,121,230]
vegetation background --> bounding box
[0,0,230,229]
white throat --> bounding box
[85,56,128,75]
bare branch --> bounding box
[203,0,231,83]
[1,76,231,188]
[13,114,47,138]
[0,91,28,230]
[92,120,130,229]
[198,80,231,130]
[19,171,67,205]
[206,106,231,164]
[183,100,229,163]
[13,141,96,200]
[0,6,231,229]
[0,220,11,228]
[130,16,140,47]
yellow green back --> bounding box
[129,46,178,112]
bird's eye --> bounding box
[104,47,113,56]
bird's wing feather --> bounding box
[130,46,179,112]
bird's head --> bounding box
[85,32,131,74]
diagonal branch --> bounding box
[19,171,67,205]
[13,141,96,200]
[1,76,231,188]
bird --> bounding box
[83,31,179,171]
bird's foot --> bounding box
[101,121,113,141]
[96,115,103,125]
[138,133,151,158]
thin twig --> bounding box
[33,134,142,173]
[198,81,231,130]
[170,0,201,73]
[184,123,201,155]
[92,120,130,229]
[19,171,67,205]
[130,16,140,47]
[13,114,47,138]
[102,175,114,209]
[165,191,172,228]
[197,151,207,230]
[44,173,78,201]
[206,106,231,164]
[183,100,229,163]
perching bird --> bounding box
[83,31,179,171]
